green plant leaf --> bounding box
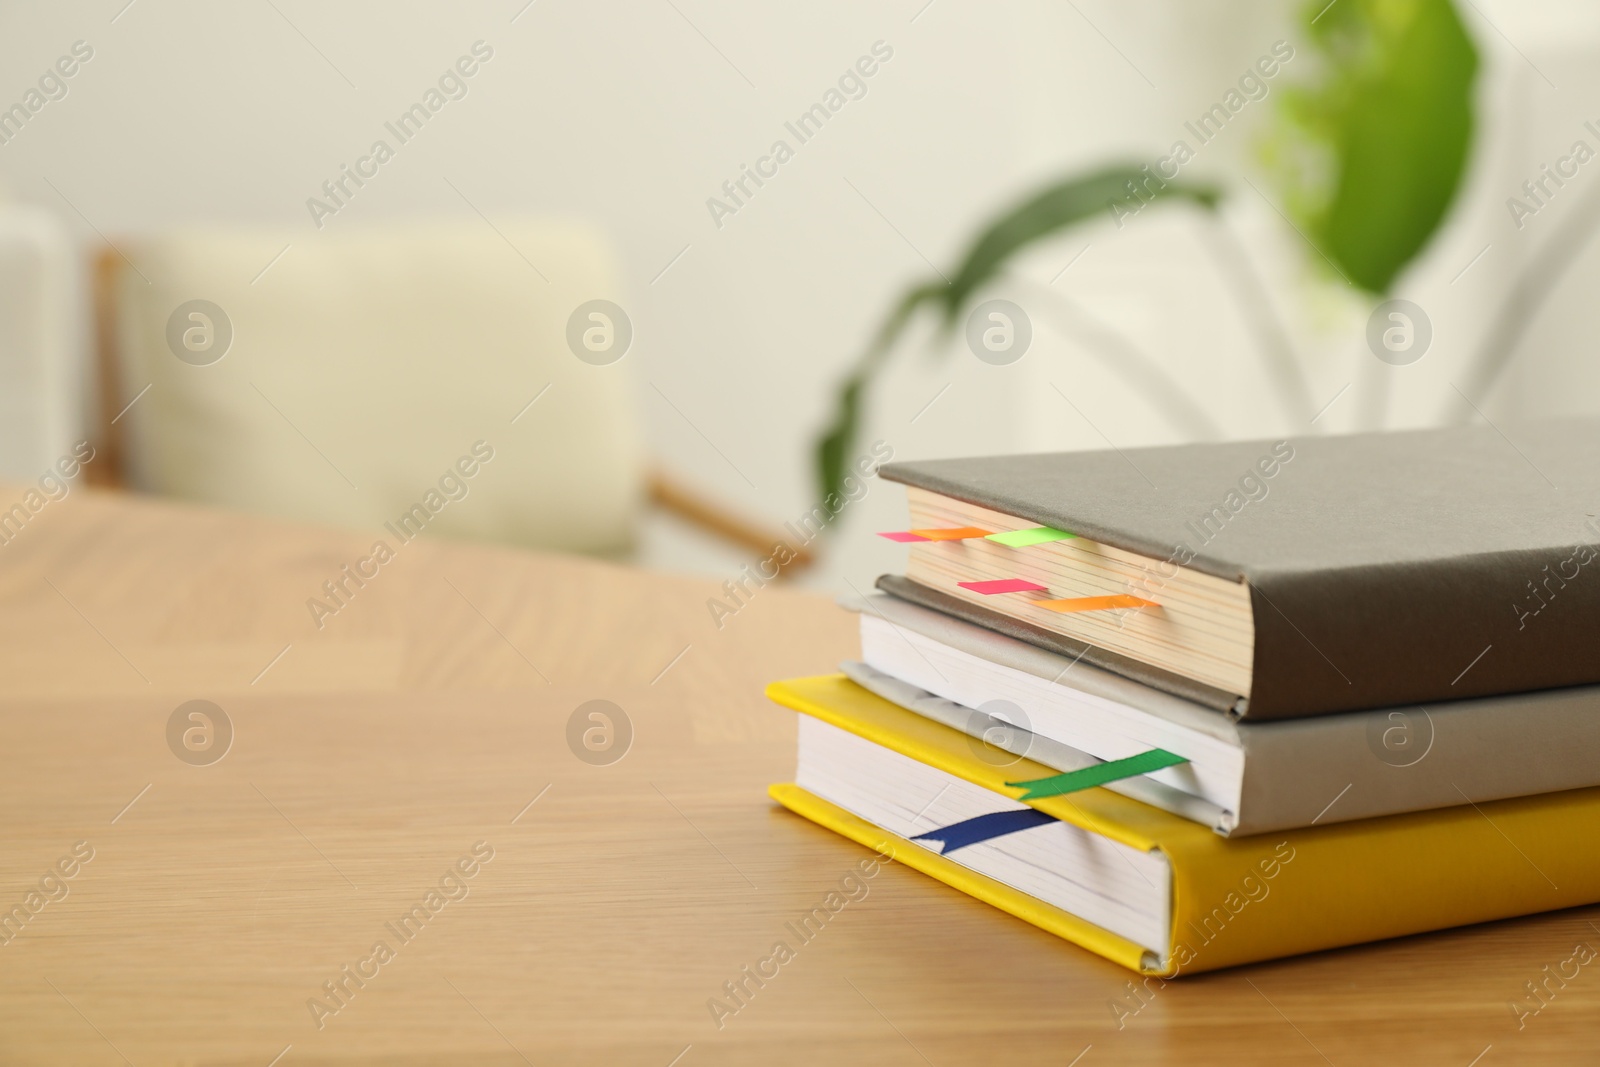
[935,166,1220,326]
[814,374,863,510]
[1272,0,1478,293]
[814,165,1220,505]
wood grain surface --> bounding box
[1,487,1597,1066]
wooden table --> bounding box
[2,487,1597,1066]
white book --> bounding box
[796,713,1172,957]
[849,592,1600,836]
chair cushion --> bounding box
[114,220,642,554]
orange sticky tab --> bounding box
[1035,594,1159,613]
[908,527,992,541]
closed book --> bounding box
[878,420,1600,719]
[767,673,1600,975]
[845,591,1600,836]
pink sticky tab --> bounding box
[957,578,1049,595]
[877,531,930,543]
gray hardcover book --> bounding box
[878,419,1600,720]
[845,592,1600,836]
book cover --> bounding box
[848,590,1600,836]
[769,673,1600,975]
[879,420,1600,719]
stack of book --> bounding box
[768,422,1600,975]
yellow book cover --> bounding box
[767,673,1600,976]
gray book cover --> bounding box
[879,419,1600,720]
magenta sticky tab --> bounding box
[957,578,1048,595]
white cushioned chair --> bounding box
[94,220,774,564]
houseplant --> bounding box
[815,0,1479,503]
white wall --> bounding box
[0,0,1594,592]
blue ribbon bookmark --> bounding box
[911,808,1057,854]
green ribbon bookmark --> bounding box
[1006,749,1188,800]
[985,526,1076,548]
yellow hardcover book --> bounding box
[767,673,1600,976]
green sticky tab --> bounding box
[985,526,1076,548]
[1006,749,1188,801]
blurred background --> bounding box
[1,0,1596,594]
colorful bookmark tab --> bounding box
[958,578,1048,595]
[1035,594,1158,613]
[985,526,1076,548]
[877,531,931,543]
[910,808,1056,854]
[908,527,992,541]
[1006,749,1188,801]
